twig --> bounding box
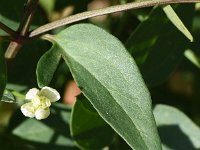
[18,0,39,36]
[5,0,39,59]
[30,0,200,37]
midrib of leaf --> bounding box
[56,43,149,149]
[57,41,144,112]
[56,36,148,101]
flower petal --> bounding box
[21,102,35,118]
[35,107,50,120]
[25,88,39,100]
[39,87,60,102]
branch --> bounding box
[5,0,39,59]
[30,0,200,37]
[18,0,39,36]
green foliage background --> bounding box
[1,0,200,150]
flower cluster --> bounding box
[21,87,60,120]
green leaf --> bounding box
[6,83,28,92]
[13,119,55,142]
[53,23,161,150]
[1,84,27,104]
[0,46,6,99]
[154,104,200,150]
[0,16,19,36]
[71,95,115,149]
[1,90,15,103]
[11,103,76,150]
[163,5,193,42]
[184,49,200,68]
[37,44,62,88]
[39,0,56,16]
[126,5,194,87]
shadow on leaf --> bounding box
[7,103,77,150]
[158,125,196,150]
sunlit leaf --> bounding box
[11,103,76,150]
[1,90,15,103]
[154,104,200,150]
[52,23,161,150]
[163,5,193,42]
[184,49,200,68]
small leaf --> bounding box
[1,90,15,103]
[53,24,161,150]
[154,104,200,150]
[184,49,200,68]
[0,46,6,99]
[37,44,62,87]
[6,83,28,92]
[163,5,193,42]
[71,95,115,149]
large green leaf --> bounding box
[154,104,200,150]
[0,46,6,99]
[37,44,62,88]
[71,95,115,149]
[126,5,194,87]
[50,23,161,150]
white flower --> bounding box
[21,102,35,118]
[35,108,50,120]
[21,86,60,120]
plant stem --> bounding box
[5,0,39,59]
[30,0,200,37]
[18,0,39,36]
[0,22,17,37]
